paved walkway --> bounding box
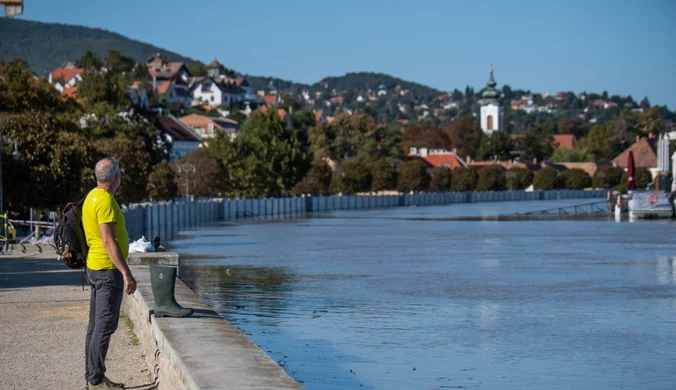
[0,247,153,390]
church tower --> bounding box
[480,68,502,135]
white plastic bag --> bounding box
[129,236,155,253]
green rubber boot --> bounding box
[149,265,193,318]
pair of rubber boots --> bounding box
[150,265,193,318]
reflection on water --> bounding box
[178,201,676,390]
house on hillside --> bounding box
[127,82,149,108]
[146,53,191,82]
[551,134,578,149]
[155,115,202,161]
[191,77,245,108]
[611,136,657,169]
[49,67,84,92]
[179,113,239,139]
[404,147,468,170]
[156,76,192,107]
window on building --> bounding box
[487,115,494,130]
[211,96,214,102]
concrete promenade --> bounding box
[0,247,153,390]
[124,253,302,389]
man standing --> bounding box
[82,157,136,390]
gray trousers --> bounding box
[85,268,124,385]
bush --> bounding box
[430,167,452,192]
[618,167,653,190]
[505,167,533,190]
[476,166,505,191]
[396,161,430,192]
[592,166,623,188]
[558,168,592,189]
[147,162,178,201]
[450,167,478,192]
[533,167,560,190]
[340,159,372,194]
[370,158,397,191]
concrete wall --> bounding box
[123,253,302,390]
[124,190,607,241]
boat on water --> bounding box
[627,190,674,219]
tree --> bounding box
[557,117,586,138]
[0,58,69,114]
[290,109,317,150]
[580,123,623,163]
[476,131,513,161]
[505,167,533,190]
[340,159,372,194]
[513,134,553,162]
[221,109,305,197]
[174,149,228,198]
[92,137,151,204]
[444,116,483,159]
[550,147,590,163]
[308,112,399,162]
[532,167,560,190]
[370,158,397,191]
[396,161,430,192]
[402,124,451,151]
[430,166,452,192]
[291,159,332,195]
[476,166,505,191]
[147,162,178,201]
[187,62,208,77]
[558,168,592,189]
[450,167,478,192]
[619,167,653,190]
[592,166,623,189]
[0,112,93,213]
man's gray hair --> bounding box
[95,157,120,184]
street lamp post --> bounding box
[178,162,195,202]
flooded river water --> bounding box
[175,199,676,389]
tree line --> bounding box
[0,50,665,217]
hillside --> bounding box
[314,72,441,97]
[0,18,200,75]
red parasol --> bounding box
[627,150,636,191]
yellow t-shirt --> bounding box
[82,188,129,270]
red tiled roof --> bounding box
[262,94,278,105]
[207,60,221,68]
[179,113,222,131]
[314,111,324,122]
[422,154,465,169]
[611,138,657,168]
[156,116,201,142]
[50,68,84,83]
[552,134,578,149]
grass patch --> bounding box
[121,314,140,346]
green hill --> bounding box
[0,18,200,75]
[314,72,441,97]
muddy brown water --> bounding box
[174,199,676,389]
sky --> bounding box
[12,0,676,108]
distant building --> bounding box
[480,68,502,135]
[179,113,239,140]
[154,115,202,161]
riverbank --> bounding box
[0,249,153,390]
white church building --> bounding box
[480,68,502,135]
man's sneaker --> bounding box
[88,377,125,390]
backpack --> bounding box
[55,200,88,269]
